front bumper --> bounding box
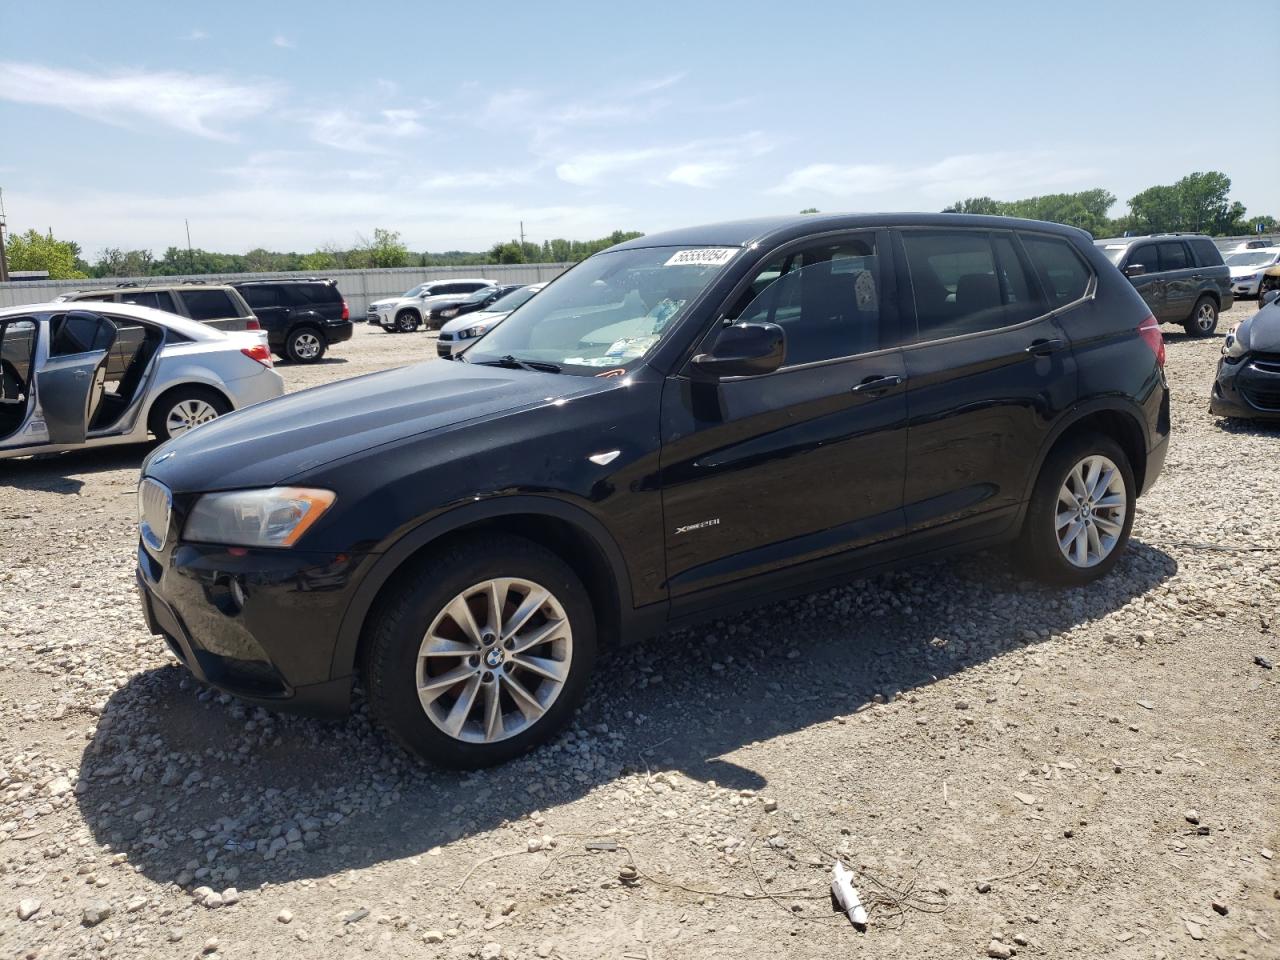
[1232,279,1261,297]
[1210,354,1280,420]
[136,539,369,716]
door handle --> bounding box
[1025,338,1066,357]
[73,370,89,379]
[1191,274,1203,280]
[851,374,904,394]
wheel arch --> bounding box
[1021,400,1151,509]
[142,379,235,428]
[331,496,635,682]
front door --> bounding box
[37,311,118,444]
[895,228,1079,533]
[1123,243,1164,318]
[659,231,909,598]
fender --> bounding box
[138,368,237,420]
[1017,394,1152,510]
[328,494,641,680]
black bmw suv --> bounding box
[230,278,352,363]
[135,214,1170,767]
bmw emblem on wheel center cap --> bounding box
[485,648,505,668]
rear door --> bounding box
[37,311,118,444]
[237,284,290,340]
[660,230,910,597]
[896,228,1078,534]
[1157,240,1197,323]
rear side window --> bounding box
[179,290,238,321]
[1021,235,1093,306]
[295,283,340,305]
[120,291,176,312]
[901,230,1042,341]
[1127,244,1158,273]
[238,285,280,309]
[49,312,114,356]
[1188,238,1223,267]
[1157,242,1190,271]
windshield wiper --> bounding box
[472,354,562,374]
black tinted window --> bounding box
[295,283,340,305]
[1128,244,1158,273]
[733,235,885,365]
[180,290,238,321]
[238,285,279,309]
[902,230,1042,341]
[1021,235,1092,305]
[120,291,176,312]
[1158,242,1190,271]
[1189,238,1223,268]
[49,312,114,356]
[1,318,37,390]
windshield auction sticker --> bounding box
[663,248,738,268]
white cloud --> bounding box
[272,35,295,49]
[0,61,274,140]
[666,161,735,188]
[771,151,1101,201]
[183,29,208,41]
[306,108,425,152]
[418,169,534,190]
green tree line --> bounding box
[943,171,1276,237]
[3,227,647,281]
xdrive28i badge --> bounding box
[674,518,720,536]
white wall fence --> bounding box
[0,263,574,315]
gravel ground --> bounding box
[0,310,1277,960]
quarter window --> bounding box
[179,290,237,322]
[730,234,885,366]
[901,230,1041,341]
[1157,242,1190,271]
[1021,235,1092,305]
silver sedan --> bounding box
[0,301,284,460]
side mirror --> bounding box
[690,322,785,379]
[1262,289,1280,307]
[1123,263,1146,278]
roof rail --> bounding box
[233,277,330,284]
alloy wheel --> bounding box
[1056,454,1127,568]
[293,331,322,360]
[165,398,220,437]
[1196,301,1217,332]
[416,577,573,743]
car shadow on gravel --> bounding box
[75,539,1177,890]
[0,444,151,494]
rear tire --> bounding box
[1184,295,1218,337]
[148,386,231,442]
[284,326,326,364]
[1015,432,1135,587]
[362,535,597,769]
[395,310,420,333]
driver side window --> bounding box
[728,235,884,366]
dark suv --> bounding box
[1094,234,1232,336]
[135,214,1170,768]
[230,279,352,363]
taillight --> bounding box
[246,318,261,331]
[1137,314,1165,368]
[241,344,274,367]
[341,300,349,321]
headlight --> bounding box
[184,487,336,547]
[462,323,493,339]
[1221,323,1249,364]
[440,308,459,318]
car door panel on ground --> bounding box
[896,228,1081,534]
[659,230,910,597]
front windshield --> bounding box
[466,246,737,374]
[463,286,498,304]
[401,283,430,298]
[1226,251,1277,267]
[487,284,539,313]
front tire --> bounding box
[284,326,326,363]
[1184,295,1218,337]
[148,386,231,442]
[1016,432,1135,587]
[394,310,420,333]
[363,535,597,768]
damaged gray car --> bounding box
[1210,290,1280,421]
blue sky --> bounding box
[1,0,1275,256]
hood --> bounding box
[1230,264,1269,277]
[1236,302,1280,354]
[143,360,602,493]
[440,309,508,334]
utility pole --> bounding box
[0,188,9,283]
[519,220,525,249]
[185,219,194,276]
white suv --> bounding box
[366,279,497,333]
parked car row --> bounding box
[366,279,497,332]
[134,212,1172,768]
